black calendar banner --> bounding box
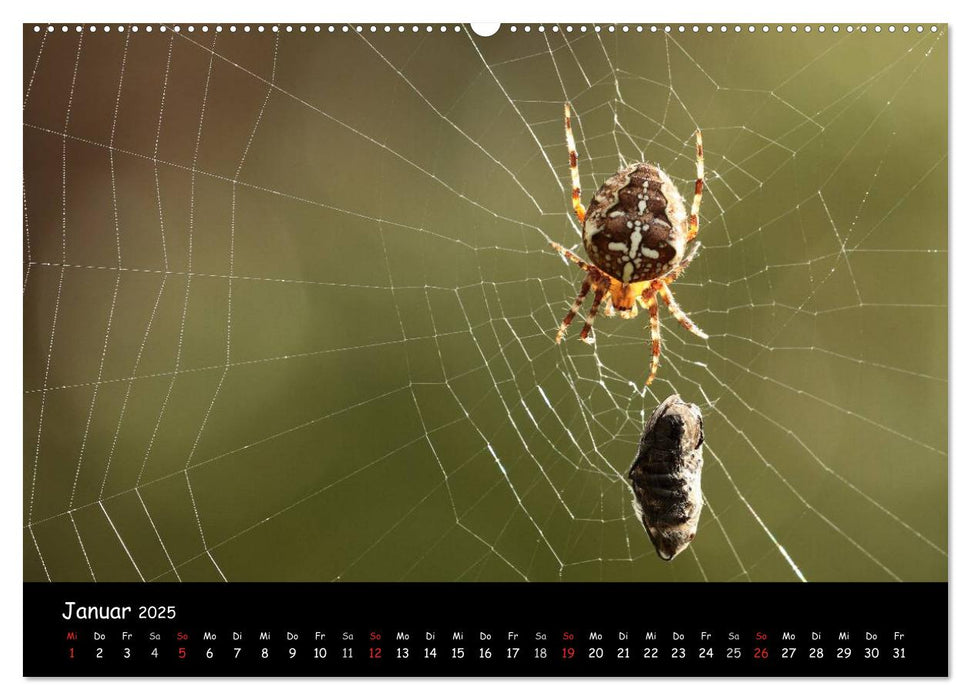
[24,582,947,677]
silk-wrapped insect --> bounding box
[628,394,705,561]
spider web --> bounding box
[22,22,947,583]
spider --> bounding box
[552,103,708,385]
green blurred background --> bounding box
[23,24,947,582]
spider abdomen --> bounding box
[582,163,688,284]
[628,394,705,561]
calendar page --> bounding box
[22,20,948,678]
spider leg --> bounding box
[659,282,708,340]
[564,103,587,226]
[556,275,593,343]
[578,284,607,344]
[633,244,697,310]
[603,296,616,317]
[644,293,661,385]
[687,130,704,242]
[550,241,591,272]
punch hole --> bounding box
[472,22,502,37]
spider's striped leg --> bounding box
[687,130,704,242]
[550,241,591,272]
[578,284,607,344]
[659,282,708,340]
[564,103,587,225]
[556,275,593,343]
[644,293,661,385]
